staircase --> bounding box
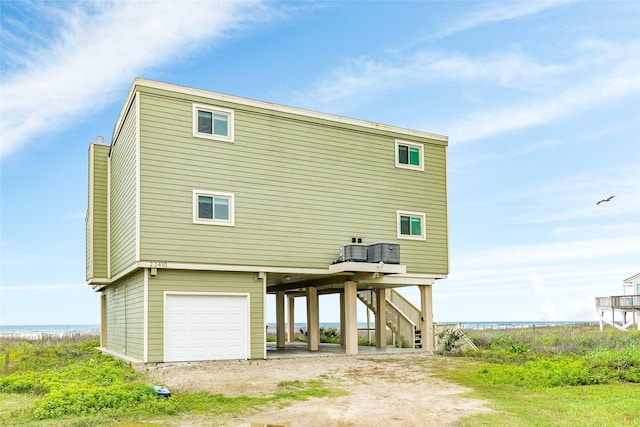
[357,289,422,348]
[357,289,478,351]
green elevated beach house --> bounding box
[86,78,449,363]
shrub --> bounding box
[466,326,640,388]
[437,327,465,352]
[31,383,159,419]
[319,327,341,344]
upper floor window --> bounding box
[193,104,234,142]
[395,140,424,171]
[397,210,426,240]
[193,190,235,226]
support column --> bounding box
[306,287,319,351]
[375,289,387,348]
[419,285,434,353]
[287,295,295,342]
[276,291,286,348]
[339,291,346,346]
[100,294,107,348]
[344,281,358,355]
[612,309,615,329]
[599,311,604,331]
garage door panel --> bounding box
[165,294,248,362]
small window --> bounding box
[395,140,424,171]
[193,190,235,226]
[193,104,234,142]
[397,210,426,240]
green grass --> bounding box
[0,335,347,426]
[3,326,638,426]
[432,325,640,426]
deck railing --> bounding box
[596,295,640,310]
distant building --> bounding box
[595,273,640,331]
[86,79,449,363]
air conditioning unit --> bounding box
[367,242,400,264]
[341,244,368,262]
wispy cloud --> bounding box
[0,0,273,158]
[295,49,566,108]
[427,1,572,42]
[447,55,640,144]
[458,235,639,269]
[1,284,85,292]
[501,165,640,225]
[395,1,571,50]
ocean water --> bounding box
[0,324,100,338]
[1,321,598,338]
[268,321,598,331]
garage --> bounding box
[165,293,249,362]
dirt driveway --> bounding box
[143,353,491,426]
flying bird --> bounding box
[596,195,616,205]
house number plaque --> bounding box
[150,261,168,268]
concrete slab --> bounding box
[266,342,426,359]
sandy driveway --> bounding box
[143,353,491,426]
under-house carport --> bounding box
[264,260,438,356]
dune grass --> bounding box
[2,325,638,426]
[433,325,640,426]
[0,334,346,426]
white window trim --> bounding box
[397,210,426,240]
[193,103,234,143]
[193,190,235,226]
[395,139,424,171]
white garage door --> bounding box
[165,294,248,362]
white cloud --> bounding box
[458,235,640,270]
[0,284,86,292]
[502,166,640,225]
[567,296,599,321]
[297,50,566,108]
[0,0,271,158]
[295,35,639,142]
[448,55,640,144]
[541,301,558,320]
[529,272,546,295]
[427,1,572,42]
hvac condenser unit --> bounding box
[341,244,368,262]
[367,242,400,264]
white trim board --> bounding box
[113,78,448,144]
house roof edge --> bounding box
[129,77,449,143]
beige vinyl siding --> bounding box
[110,96,138,276]
[138,89,448,275]
[105,270,144,360]
[147,270,264,362]
[86,144,110,281]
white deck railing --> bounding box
[596,295,640,310]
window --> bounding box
[397,210,426,240]
[395,140,424,171]
[193,104,234,142]
[193,190,235,226]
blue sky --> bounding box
[1,1,639,325]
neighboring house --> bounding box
[86,78,449,363]
[624,273,640,295]
[595,273,640,331]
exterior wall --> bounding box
[87,143,109,281]
[110,95,139,276]
[137,87,448,275]
[147,269,264,362]
[105,270,144,360]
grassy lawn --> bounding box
[0,335,346,426]
[1,325,638,426]
[430,325,640,426]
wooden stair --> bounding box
[357,290,420,348]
